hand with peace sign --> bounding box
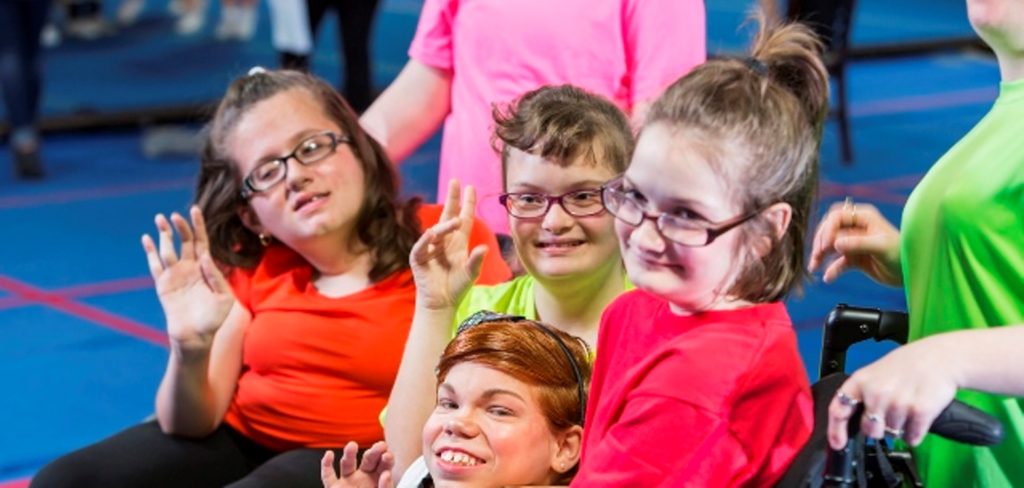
[409,180,489,311]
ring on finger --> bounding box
[866,412,883,424]
[837,391,860,407]
[841,196,857,227]
[884,425,905,438]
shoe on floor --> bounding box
[14,148,45,180]
[65,15,116,40]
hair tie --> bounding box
[744,57,769,76]
[247,66,267,76]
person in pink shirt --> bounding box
[360,0,706,235]
[576,14,827,486]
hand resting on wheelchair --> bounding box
[829,326,1023,449]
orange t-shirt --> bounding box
[223,204,510,451]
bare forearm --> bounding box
[360,60,452,164]
[385,305,456,478]
[155,342,221,437]
[933,325,1024,396]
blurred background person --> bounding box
[360,0,707,236]
[0,0,53,180]
[306,0,381,113]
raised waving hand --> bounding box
[409,180,489,310]
[321,441,395,488]
[808,198,903,286]
[141,206,235,350]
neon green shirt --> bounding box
[454,274,633,341]
[454,275,540,329]
[901,78,1024,487]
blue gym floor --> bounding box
[0,0,999,484]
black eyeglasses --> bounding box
[455,310,588,426]
[601,176,763,247]
[498,189,605,220]
[240,131,350,199]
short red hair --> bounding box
[436,320,591,433]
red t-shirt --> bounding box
[574,290,812,487]
[223,204,510,451]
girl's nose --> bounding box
[285,158,313,190]
[443,414,480,438]
[630,218,667,253]
[541,200,574,234]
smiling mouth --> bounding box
[293,193,327,211]
[535,239,586,249]
[437,449,485,467]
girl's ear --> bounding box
[550,425,583,475]
[754,202,792,258]
[237,205,264,235]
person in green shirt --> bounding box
[809,2,1024,485]
[384,85,634,479]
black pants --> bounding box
[30,421,346,488]
[306,0,380,112]
[0,0,51,133]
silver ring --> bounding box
[866,413,883,424]
[842,196,857,227]
[885,426,905,438]
[837,391,860,407]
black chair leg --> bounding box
[835,66,854,165]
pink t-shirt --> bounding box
[409,0,706,233]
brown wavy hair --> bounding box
[436,320,592,484]
[195,69,420,281]
[643,12,829,302]
[492,84,634,188]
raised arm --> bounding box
[143,207,248,437]
[360,60,452,164]
[385,181,488,477]
[828,324,1024,448]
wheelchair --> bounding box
[777,305,1005,488]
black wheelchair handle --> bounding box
[819,304,909,378]
[823,399,1004,487]
[932,399,1004,446]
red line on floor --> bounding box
[0,178,193,209]
[0,276,154,311]
[58,276,154,299]
[0,275,167,347]
[0,477,29,488]
[0,295,29,310]
[851,86,997,118]
[820,182,910,205]
[869,173,924,190]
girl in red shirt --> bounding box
[31,69,509,488]
[574,14,828,487]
